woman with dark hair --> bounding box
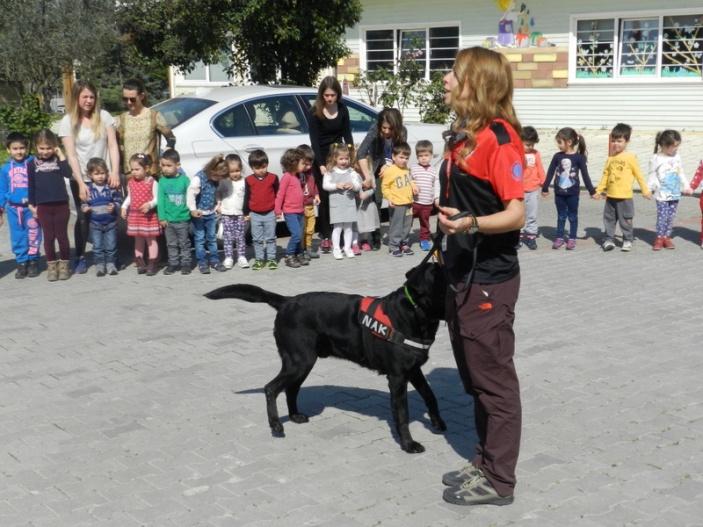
[115,78,176,179]
[307,76,353,254]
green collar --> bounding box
[403,285,418,309]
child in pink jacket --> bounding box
[275,148,308,268]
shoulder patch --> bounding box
[490,121,511,146]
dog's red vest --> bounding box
[358,297,433,350]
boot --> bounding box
[15,262,28,279]
[652,237,664,251]
[146,258,158,276]
[27,259,40,278]
[285,254,301,268]
[58,260,70,280]
[47,261,59,282]
[663,236,675,249]
[135,257,147,274]
[371,229,382,251]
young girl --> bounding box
[188,154,227,274]
[356,171,380,252]
[27,128,72,281]
[322,144,362,259]
[691,161,703,249]
[121,153,160,275]
[275,148,308,268]
[647,130,691,250]
[357,108,407,250]
[541,127,597,250]
[216,154,248,269]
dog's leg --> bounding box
[409,368,447,432]
[285,383,309,424]
[264,373,288,437]
[387,375,425,454]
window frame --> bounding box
[570,8,703,84]
[361,22,461,81]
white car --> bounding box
[152,85,448,179]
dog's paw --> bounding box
[289,413,309,424]
[402,440,426,454]
[270,420,285,437]
[430,415,447,432]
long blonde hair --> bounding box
[66,80,106,141]
[448,47,521,158]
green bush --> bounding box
[0,95,53,144]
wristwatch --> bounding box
[463,213,479,235]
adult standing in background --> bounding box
[308,76,353,254]
[59,80,120,274]
[437,47,525,507]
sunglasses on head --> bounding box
[122,97,139,103]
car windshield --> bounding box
[151,97,217,128]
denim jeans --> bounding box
[164,221,192,267]
[284,212,304,255]
[89,221,117,265]
[250,211,277,261]
[191,214,219,264]
[555,193,579,240]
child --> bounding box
[81,157,123,277]
[322,144,362,259]
[595,123,652,252]
[216,154,248,269]
[121,153,160,275]
[382,142,417,257]
[690,161,703,249]
[275,148,309,268]
[243,149,279,270]
[27,129,71,280]
[297,144,321,261]
[518,126,545,250]
[157,149,192,274]
[647,130,692,250]
[0,132,42,278]
[410,140,439,251]
[356,168,380,252]
[188,154,228,274]
[542,127,597,250]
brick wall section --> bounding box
[337,54,360,83]
[499,47,569,89]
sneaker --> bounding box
[402,245,414,256]
[524,236,537,250]
[211,262,227,272]
[308,248,320,259]
[552,238,565,250]
[181,266,191,275]
[252,259,265,271]
[442,471,514,506]
[106,263,118,276]
[96,265,106,277]
[420,240,431,251]
[27,260,40,278]
[332,249,344,260]
[163,265,180,275]
[361,242,372,252]
[320,238,331,254]
[267,258,278,270]
[237,256,250,268]
[566,238,576,250]
[296,253,309,266]
[442,464,482,487]
[352,243,362,255]
[198,262,211,274]
[344,248,355,258]
[390,249,403,257]
[285,255,301,268]
[621,240,633,252]
[602,240,615,252]
[74,257,87,274]
[663,237,675,250]
[223,257,234,269]
[15,262,28,279]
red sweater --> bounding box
[275,172,305,215]
[243,172,278,215]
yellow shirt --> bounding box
[381,165,415,206]
[596,151,650,199]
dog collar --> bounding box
[359,297,433,350]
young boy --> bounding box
[0,132,42,278]
[157,149,193,275]
[595,123,651,252]
[519,126,546,250]
[243,149,279,270]
[410,140,439,251]
[81,158,123,276]
[382,142,418,257]
[297,144,320,261]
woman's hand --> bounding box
[79,183,90,202]
[108,171,121,189]
[437,206,465,235]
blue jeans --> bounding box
[89,221,117,265]
[555,194,579,239]
[191,214,219,264]
[250,211,277,261]
[284,212,304,255]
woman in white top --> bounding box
[58,80,120,273]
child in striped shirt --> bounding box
[411,140,439,251]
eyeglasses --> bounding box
[122,97,138,103]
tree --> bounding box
[119,0,363,86]
[0,0,119,110]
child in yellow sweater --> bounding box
[381,142,418,256]
[595,123,651,252]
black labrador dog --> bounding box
[204,263,447,453]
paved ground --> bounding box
[2,186,703,527]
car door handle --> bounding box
[243,145,265,153]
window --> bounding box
[181,54,234,83]
[212,96,308,138]
[363,25,459,80]
[573,10,703,81]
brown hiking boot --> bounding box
[135,257,147,274]
[146,258,158,276]
[47,261,59,282]
[58,260,70,280]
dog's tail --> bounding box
[204,284,288,310]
